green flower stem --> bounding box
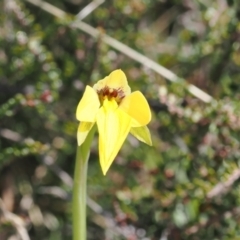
[73,125,96,240]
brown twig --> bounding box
[207,168,240,199]
[0,199,30,240]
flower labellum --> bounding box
[76,70,152,175]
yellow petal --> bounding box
[76,86,100,122]
[130,125,152,146]
[93,77,107,92]
[120,91,151,127]
[93,70,131,96]
[97,99,131,175]
[77,122,94,146]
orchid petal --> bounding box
[130,125,152,146]
[93,70,131,96]
[120,91,151,127]
[107,70,131,95]
[77,122,95,146]
[97,99,131,175]
[76,86,100,122]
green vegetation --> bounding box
[0,0,240,239]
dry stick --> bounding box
[0,199,30,240]
[25,0,213,103]
[76,0,105,21]
[207,168,240,199]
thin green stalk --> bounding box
[73,126,96,240]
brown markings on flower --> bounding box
[97,86,125,103]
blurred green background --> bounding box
[1,0,240,239]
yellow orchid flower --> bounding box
[76,69,152,175]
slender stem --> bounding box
[73,125,96,240]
